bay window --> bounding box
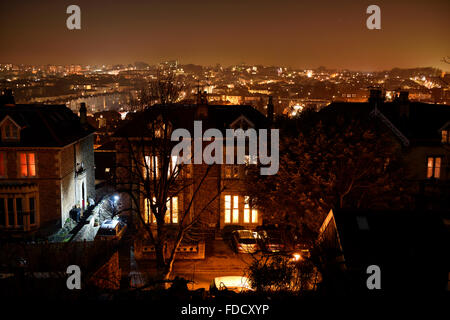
[0,196,36,228]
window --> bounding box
[16,198,23,226]
[183,164,192,178]
[166,197,178,224]
[144,197,155,224]
[0,197,36,228]
[144,196,178,224]
[0,152,6,177]
[19,152,36,177]
[244,154,257,165]
[427,156,441,179]
[167,155,178,176]
[29,198,35,225]
[232,196,239,223]
[0,199,5,226]
[2,121,20,141]
[224,195,231,223]
[144,155,158,178]
[244,196,258,224]
[442,130,449,144]
[7,198,14,226]
[224,165,239,178]
[224,195,239,224]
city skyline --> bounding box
[1,0,449,71]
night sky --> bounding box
[0,0,449,71]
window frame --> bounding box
[18,152,37,178]
[224,194,240,224]
[1,118,20,142]
[224,164,239,179]
[144,196,179,225]
[426,156,442,179]
[0,195,37,229]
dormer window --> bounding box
[230,115,255,130]
[1,117,21,142]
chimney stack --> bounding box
[267,96,274,123]
[79,102,87,127]
[399,91,409,103]
[397,90,410,118]
[0,89,15,107]
[368,88,384,108]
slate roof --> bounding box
[114,104,269,138]
[321,100,450,145]
[0,104,95,148]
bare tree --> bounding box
[129,70,187,111]
[442,56,450,64]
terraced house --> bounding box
[0,90,95,238]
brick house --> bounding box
[0,91,95,238]
[113,101,271,233]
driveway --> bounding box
[135,238,257,290]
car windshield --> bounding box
[238,230,254,238]
[97,227,117,236]
[239,238,256,244]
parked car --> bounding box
[221,225,246,241]
[95,219,126,241]
[209,276,253,294]
[231,230,259,253]
[256,225,285,252]
[257,230,284,253]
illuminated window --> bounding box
[244,196,258,224]
[167,155,178,176]
[19,152,36,177]
[427,156,441,179]
[232,196,239,223]
[164,197,178,224]
[170,197,178,224]
[144,196,178,224]
[144,155,158,178]
[244,197,250,223]
[0,152,6,177]
[144,197,155,224]
[244,155,257,165]
[442,130,449,144]
[224,165,239,178]
[224,195,231,223]
[183,164,192,178]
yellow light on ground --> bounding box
[292,253,302,261]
